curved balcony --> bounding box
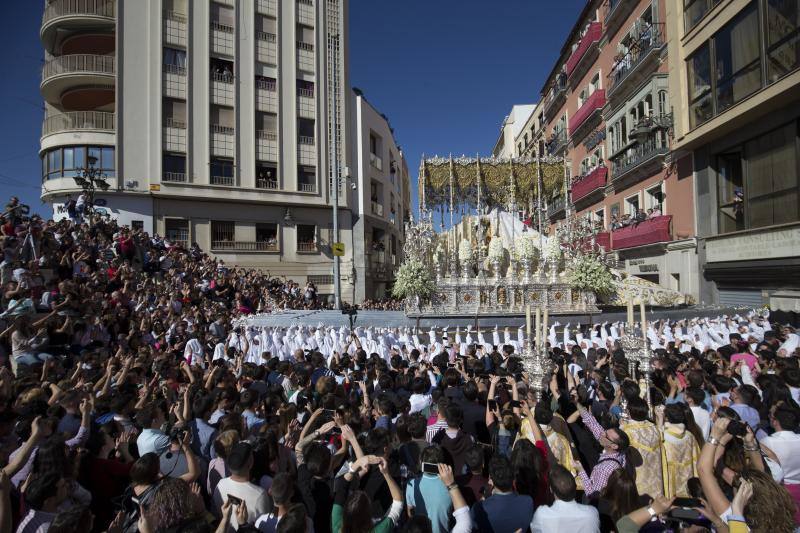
[607,23,666,104]
[41,54,115,105]
[542,72,567,122]
[41,0,116,53]
[566,21,601,82]
[571,165,608,203]
[569,89,605,142]
[41,111,115,151]
[611,215,672,250]
[604,0,635,40]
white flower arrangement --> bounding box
[567,255,615,295]
[487,237,506,262]
[544,236,562,261]
[514,233,537,262]
[458,239,473,263]
[433,241,445,264]
[391,258,436,300]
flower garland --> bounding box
[458,239,473,263]
[391,258,436,300]
[567,255,615,295]
[487,237,506,262]
[544,235,562,261]
[514,233,537,261]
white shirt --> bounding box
[690,405,711,440]
[531,499,600,533]
[213,477,271,530]
[760,431,800,484]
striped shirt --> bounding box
[426,419,448,443]
[577,409,625,496]
[16,509,57,533]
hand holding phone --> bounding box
[421,462,439,475]
[227,495,243,506]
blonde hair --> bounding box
[744,469,796,532]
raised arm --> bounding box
[698,418,732,516]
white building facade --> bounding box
[39,0,406,303]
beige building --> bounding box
[665,0,800,307]
[38,0,408,303]
[491,104,537,158]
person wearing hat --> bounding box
[212,441,270,529]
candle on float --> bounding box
[526,305,532,343]
[542,307,549,346]
[627,298,634,328]
[535,307,542,348]
[639,300,647,343]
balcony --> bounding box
[163,10,186,47]
[41,0,116,53]
[571,165,608,203]
[256,79,278,113]
[211,174,235,186]
[297,89,315,119]
[370,153,383,171]
[604,0,635,40]
[211,241,278,252]
[256,178,279,190]
[163,118,186,153]
[298,136,316,166]
[256,0,277,16]
[547,196,566,219]
[297,242,318,252]
[256,130,278,161]
[569,89,605,141]
[297,0,315,26]
[611,117,671,185]
[162,172,187,183]
[607,23,665,102]
[611,215,672,250]
[211,21,235,56]
[42,110,115,139]
[163,64,186,99]
[210,125,235,157]
[297,42,315,72]
[41,54,115,105]
[371,202,384,217]
[542,72,567,121]
[596,231,611,251]
[299,182,316,193]
[211,72,234,106]
[565,21,601,81]
[256,32,278,65]
[546,129,568,156]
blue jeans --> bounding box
[12,352,52,375]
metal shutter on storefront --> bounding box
[718,289,763,307]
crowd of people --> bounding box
[609,206,663,231]
[0,199,799,532]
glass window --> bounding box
[211,158,234,178]
[766,0,800,82]
[714,4,762,112]
[163,47,187,68]
[684,0,710,31]
[717,153,745,233]
[211,220,235,242]
[688,43,713,128]
[744,122,799,228]
[101,147,115,170]
[74,147,86,170]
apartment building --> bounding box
[491,104,537,158]
[665,0,800,308]
[538,0,699,299]
[351,89,410,302]
[39,0,408,303]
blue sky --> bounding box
[0,0,585,215]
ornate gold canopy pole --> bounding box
[536,153,544,251]
[448,154,455,230]
[476,154,482,215]
[419,156,426,213]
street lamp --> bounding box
[74,155,110,214]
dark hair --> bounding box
[463,381,479,402]
[598,381,615,401]
[130,453,161,485]
[773,404,800,432]
[664,403,686,425]
[444,404,463,429]
[464,444,484,473]
[510,439,544,501]
[488,456,514,492]
[402,515,433,533]
[420,445,444,467]
[276,503,309,533]
[627,397,649,422]
[602,469,640,521]
[534,403,554,426]
[608,427,630,453]
[406,413,427,439]
[342,491,373,533]
[49,505,93,533]
[411,377,428,395]
[685,387,706,406]
[270,472,294,506]
[304,442,332,477]
[25,472,61,510]
[549,464,576,501]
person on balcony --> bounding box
[651,205,662,217]
[633,209,647,226]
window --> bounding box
[297,224,316,251]
[256,223,278,249]
[369,133,381,156]
[645,184,664,211]
[211,58,234,80]
[298,118,315,139]
[256,112,278,133]
[163,47,186,69]
[131,220,144,231]
[766,0,800,81]
[211,3,235,28]
[595,208,605,228]
[298,24,314,45]
[41,145,112,181]
[210,158,235,183]
[211,105,235,129]
[684,0,720,32]
[716,121,800,233]
[163,153,186,181]
[687,43,712,128]
[298,166,316,191]
[714,4,762,112]
[297,79,315,96]
[625,194,640,215]
[658,90,668,115]
[256,162,278,187]
[163,98,186,127]
[717,152,745,233]
[165,219,189,246]
[211,221,235,242]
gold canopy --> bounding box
[419,155,566,211]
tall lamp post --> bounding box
[73,155,110,215]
